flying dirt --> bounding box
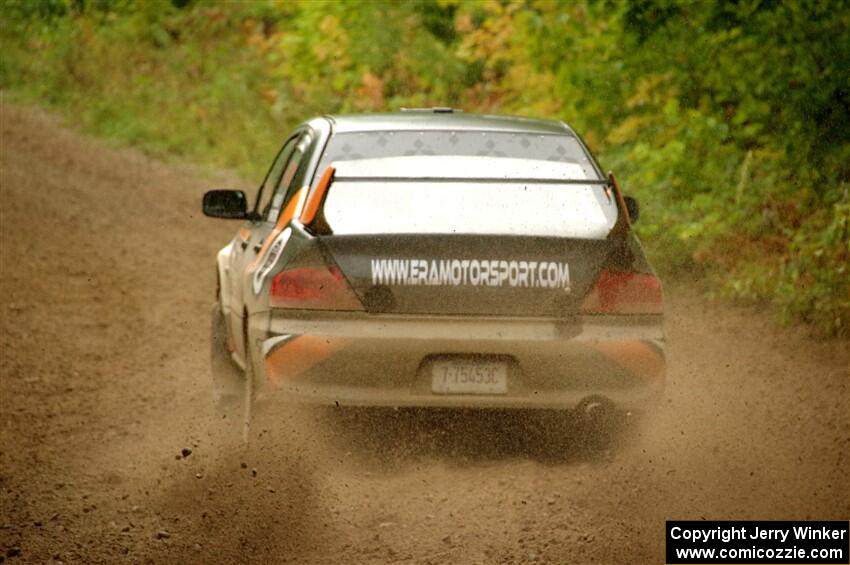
[1,103,848,564]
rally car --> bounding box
[203,109,665,439]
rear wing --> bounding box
[300,166,336,227]
[606,171,634,237]
[297,163,630,238]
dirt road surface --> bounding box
[1,102,848,564]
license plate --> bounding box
[431,359,508,394]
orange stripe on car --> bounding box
[249,187,305,271]
[586,340,665,384]
[264,335,344,385]
[276,187,305,230]
[300,166,335,226]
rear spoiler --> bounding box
[330,176,611,185]
[300,166,336,230]
[606,171,633,237]
[298,165,629,234]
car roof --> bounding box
[324,111,573,136]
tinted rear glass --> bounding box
[317,131,599,180]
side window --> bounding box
[266,132,314,223]
[255,135,299,219]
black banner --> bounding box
[666,521,849,564]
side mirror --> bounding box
[203,190,247,219]
[623,195,639,223]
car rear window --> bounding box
[321,156,617,239]
[317,131,600,180]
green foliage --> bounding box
[2,0,847,334]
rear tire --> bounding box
[240,354,255,444]
[210,303,248,436]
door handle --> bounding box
[253,243,263,253]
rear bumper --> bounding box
[258,312,665,412]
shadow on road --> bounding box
[274,406,638,470]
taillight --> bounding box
[581,270,663,314]
[270,264,363,310]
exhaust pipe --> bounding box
[575,396,626,449]
[576,395,616,424]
